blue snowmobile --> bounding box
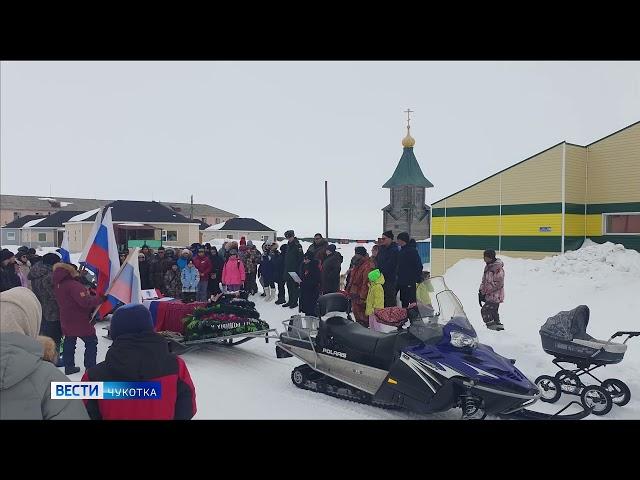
[275,276,590,419]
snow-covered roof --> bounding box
[22,218,47,228]
[67,208,101,222]
[205,221,227,231]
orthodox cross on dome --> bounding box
[404,108,413,130]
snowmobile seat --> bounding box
[325,320,383,354]
[324,320,409,367]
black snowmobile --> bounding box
[275,276,591,420]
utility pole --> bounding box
[190,194,194,220]
[325,180,329,239]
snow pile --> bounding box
[538,239,640,276]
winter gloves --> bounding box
[478,291,486,307]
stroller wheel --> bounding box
[535,375,561,403]
[602,379,631,406]
[580,386,613,416]
[555,370,582,394]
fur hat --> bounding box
[109,304,154,341]
[247,240,254,247]
[304,251,315,261]
[397,232,410,243]
[1,249,15,262]
[354,246,367,256]
[483,249,496,260]
[0,287,42,338]
[229,249,238,256]
[182,249,191,256]
[42,253,61,266]
[284,230,295,238]
[382,230,394,240]
[327,244,337,253]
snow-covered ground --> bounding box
[3,239,639,419]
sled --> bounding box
[103,325,278,354]
[162,328,279,354]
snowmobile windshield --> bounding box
[411,276,475,335]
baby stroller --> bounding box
[535,305,639,416]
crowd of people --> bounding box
[0,229,504,420]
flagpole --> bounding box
[90,247,140,321]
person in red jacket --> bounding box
[192,247,212,302]
[52,263,104,375]
[82,303,197,420]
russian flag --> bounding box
[95,247,142,319]
[80,207,120,297]
[59,229,71,263]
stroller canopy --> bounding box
[539,305,591,341]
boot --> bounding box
[275,298,286,305]
[65,366,81,375]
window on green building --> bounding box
[604,213,640,235]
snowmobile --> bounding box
[275,276,591,420]
[536,305,639,416]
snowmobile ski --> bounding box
[497,400,592,420]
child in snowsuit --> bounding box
[479,249,505,331]
[222,249,246,293]
[365,268,386,332]
[181,260,199,303]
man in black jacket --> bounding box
[321,244,343,294]
[376,231,399,307]
[149,247,171,293]
[396,233,423,307]
[307,233,329,265]
[282,230,304,308]
[274,243,287,304]
[0,249,22,292]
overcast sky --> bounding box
[1,61,639,238]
